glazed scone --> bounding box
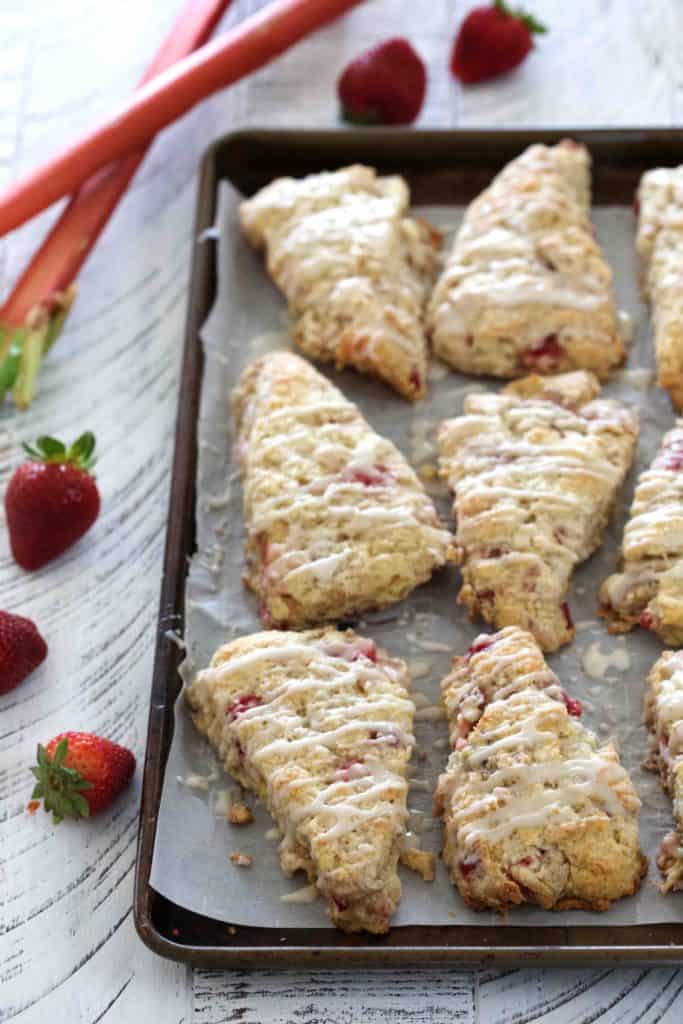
[644,651,683,892]
[233,352,454,628]
[636,167,683,410]
[600,421,683,645]
[185,627,415,933]
[427,141,625,380]
[437,371,638,652]
[434,627,646,912]
[240,165,439,400]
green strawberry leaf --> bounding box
[71,793,91,818]
[52,736,68,768]
[21,431,97,472]
[519,12,547,34]
[36,436,67,459]
[30,738,93,825]
[494,0,547,34]
[69,431,96,469]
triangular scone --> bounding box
[427,141,625,380]
[434,627,646,912]
[438,371,638,651]
[239,165,439,400]
[233,352,454,628]
[600,421,683,645]
[636,167,683,410]
[185,627,414,933]
[645,651,683,892]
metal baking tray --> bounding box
[134,127,683,967]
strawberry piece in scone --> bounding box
[427,141,625,381]
[240,165,439,400]
[434,627,646,912]
[644,650,683,893]
[438,370,637,652]
[185,627,418,933]
[636,166,683,411]
[600,421,683,646]
[233,352,454,628]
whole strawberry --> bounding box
[338,38,426,125]
[0,610,47,694]
[30,732,136,822]
[451,1,547,84]
[5,432,100,571]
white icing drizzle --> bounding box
[428,143,618,360]
[582,641,631,680]
[656,671,683,728]
[188,634,414,866]
[239,165,437,389]
[438,630,639,858]
[455,691,633,845]
[235,355,452,620]
[281,884,318,904]
[601,424,683,620]
[439,381,636,640]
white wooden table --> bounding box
[2,1,683,1020]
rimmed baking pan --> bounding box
[134,127,683,967]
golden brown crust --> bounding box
[636,167,683,411]
[644,650,683,892]
[438,370,638,651]
[435,627,646,913]
[185,627,415,933]
[233,352,454,628]
[240,165,439,400]
[600,421,683,646]
[427,141,624,381]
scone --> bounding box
[427,140,625,380]
[240,165,440,400]
[233,352,454,628]
[644,650,683,892]
[600,421,683,645]
[437,370,638,651]
[636,166,683,410]
[185,627,414,933]
[434,627,646,912]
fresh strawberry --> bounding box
[451,1,547,84]
[338,38,426,125]
[30,731,135,822]
[5,432,100,571]
[0,610,47,694]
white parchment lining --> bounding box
[150,183,682,930]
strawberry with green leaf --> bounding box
[30,732,136,822]
[5,431,100,570]
[451,1,547,84]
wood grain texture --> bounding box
[1,0,682,1021]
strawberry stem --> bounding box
[23,430,97,471]
[494,0,547,33]
[31,738,93,825]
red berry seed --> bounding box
[227,695,262,720]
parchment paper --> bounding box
[150,183,682,929]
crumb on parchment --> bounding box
[230,851,253,868]
[399,846,436,882]
[229,801,254,825]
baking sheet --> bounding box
[150,183,682,929]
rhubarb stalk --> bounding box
[0,0,365,237]
[0,0,232,408]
